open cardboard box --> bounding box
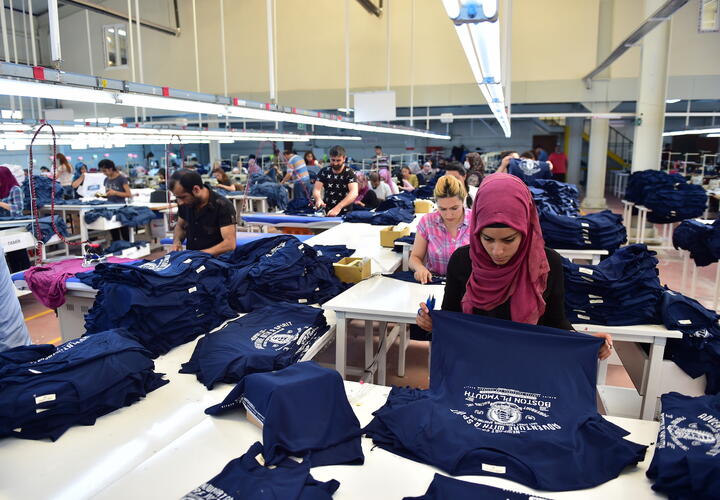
[333,257,371,283]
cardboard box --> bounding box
[414,199,434,213]
[380,225,411,248]
[333,257,371,283]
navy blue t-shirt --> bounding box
[508,158,552,186]
[404,474,550,500]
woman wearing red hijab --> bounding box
[417,173,612,359]
[0,165,23,217]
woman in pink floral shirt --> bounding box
[409,175,472,283]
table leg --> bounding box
[80,210,89,243]
[592,254,601,265]
[641,337,667,420]
[402,246,410,271]
[681,251,689,292]
[364,320,374,383]
[397,324,408,377]
[691,265,698,298]
[377,321,389,386]
[335,311,347,379]
[597,358,608,386]
[260,199,268,213]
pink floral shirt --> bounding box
[416,209,471,275]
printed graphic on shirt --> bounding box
[251,321,321,352]
[183,483,234,500]
[450,386,561,434]
[517,159,541,176]
[657,412,720,456]
[139,254,174,272]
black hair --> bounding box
[169,169,204,192]
[499,150,517,160]
[520,151,535,160]
[283,148,295,155]
[374,145,382,149]
[485,222,510,228]
[329,145,346,157]
[98,159,116,171]
[249,154,256,159]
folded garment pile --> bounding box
[78,251,236,356]
[247,173,289,211]
[0,329,167,441]
[100,240,149,256]
[563,244,663,325]
[672,219,720,266]
[25,215,68,243]
[625,169,707,223]
[84,206,156,227]
[21,175,64,210]
[530,179,580,216]
[539,210,626,251]
[377,192,415,212]
[180,304,329,389]
[343,207,414,225]
[646,392,720,499]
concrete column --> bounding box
[631,0,671,172]
[566,117,584,186]
[209,140,222,166]
[582,116,609,209]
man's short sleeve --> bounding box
[218,198,237,227]
[344,169,357,184]
[120,175,129,187]
[316,167,330,185]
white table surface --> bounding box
[0,333,663,500]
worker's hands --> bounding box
[314,200,326,210]
[414,266,432,284]
[327,206,341,217]
[0,201,10,211]
[416,302,432,332]
[170,242,184,252]
[590,332,613,360]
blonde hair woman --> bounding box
[409,175,471,283]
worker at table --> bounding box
[416,173,613,360]
[169,169,237,256]
[409,175,471,283]
[0,245,30,352]
[313,145,358,216]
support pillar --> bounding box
[631,0,671,172]
[209,140,222,166]
[582,115,609,209]
[566,117,584,186]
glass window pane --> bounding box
[104,26,116,67]
[699,0,720,32]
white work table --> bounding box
[0,333,663,500]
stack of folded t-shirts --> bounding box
[625,169,707,223]
[625,170,686,204]
[646,392,720,499]
[78,251,236,356]
[0,329,167,441]
[540,210,626,250]
[21,175,64,209]
[84,206,156,227]
[377,191,415,211]
[531,179,580,216]
[563,244,663,325]
[219,235,351,312]
[659,288,720,395]
[25,215,68,243]
[206,361,364,467]
[343,207,414,225]
[180,304,329,389]
[672,219,720,266]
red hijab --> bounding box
[461,173,550,324]
[0,166,19,199]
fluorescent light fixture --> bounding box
[665,98,681,104]
[0,76,449,140]
[662,127,720,137]
[337,108,354,113]
[1,109,22,119]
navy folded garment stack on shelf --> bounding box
[659,289,720,395]
[78,251,236,356]
[84,206,156,227]
[181,441,339,500]
[180,304,329,389]
[672,219,720,266]
[530,179,580,216]
[206,361,364,467]
[25,215,68,243]
[21,175,64,210]
[539,210,627,251]
[625,169,707,223]
[377,191,415,212]
[0,329,167,441]
[646,392,720,499]
[343,207,414,225]
[404,474,550,500]
[220,235,351,312]
[364,311,647,491]
[247,173,289,211]
[563,244,663,325]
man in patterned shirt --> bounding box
[313,145,358,216]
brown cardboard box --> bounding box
[379,225,411,248]
[333,257,371,283]
[414,199,434,213]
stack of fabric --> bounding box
[530,179,580,216]
[377,192,415,212]
[625,169,707,223]
[247,173,289,211]
[78,251,236,356]
[180,304,329,389]
[563,244,663,325]
[0,329,168,441]
[539,210,627,250]
[672,219,720,266]
[343,207,414,225]
[25,215,68,243]
[21,175,64,210]
[646,392,720,499]
[220,235,351,312]
[659,288,720,394]
[100,240,149,256]
[206,361,364,466]
[84,206,157,227]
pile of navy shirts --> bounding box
[529,179,580,216]
[78,251,236,356]
[180,304,330,389]
[647,392,720,499]
[625,169,707,223]
[364,310,646,491]
[343,207,415,225]
[672,219,720,266]
[539,210,627,251]
[84,205,157,227]
[0,329,167,441]
[563,244,663,325]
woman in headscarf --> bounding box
[0,165,23,217]
[378,167,399,195]
[353,172,379,209]
[416,173,612,359]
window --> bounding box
[699,0,720,32]
[103,24,129,68]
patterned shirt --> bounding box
[0,185,24,217]
[286,154,309,181]
[317,165,357,214]
[416,209,472,275]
